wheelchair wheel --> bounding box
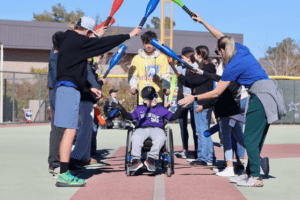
[166,126,174,177]
[170,129,175,174]
[167,167,172,177]
[126,166,131,176]
[125,127,133,172]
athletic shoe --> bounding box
[230,173,248,184]
[235,164,245,172]
[177,151,186,159]
[129,159,143,172]
[260,157,270,176]
[49,166,54,174]
[190,160,207,166]
[212,163,226,172]
[144,158,156,172]
[207,162,215,166]
[237,176,264,187]
[216,167,235,177]
[186,158,196,162]
[52,167,60,179]
[212,167,222,172]
[55,170,85,187]
[88,158,98,165]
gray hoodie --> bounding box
[246,79,287,124]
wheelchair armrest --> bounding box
[132,119,138,127]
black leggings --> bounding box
[179,107,197,151]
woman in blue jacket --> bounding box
[179,12,286,187]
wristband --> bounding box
[194,96,198,102]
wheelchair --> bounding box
[124,91,175,177]
[102,100,131,130]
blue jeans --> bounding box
[91,119,99,155]
[232,136,245,159]
[71,101,94,162]
[219,117,245,161]
[193,102,215,163]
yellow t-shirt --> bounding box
[129,53,170,103]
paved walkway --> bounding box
[0,124,299,200]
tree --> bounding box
[260,38,300,76]
[147,16,176,29]
[33,3,84,23]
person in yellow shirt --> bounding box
[128,31,171,104]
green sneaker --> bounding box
[55,170,85,187]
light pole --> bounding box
[0,43,3,123]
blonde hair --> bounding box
[216,36,236,65]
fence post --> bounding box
[293,80,296,124]
[4,78,6,122]
[39,74,42,122]
[12,72,15,122]
[115,78,118,99]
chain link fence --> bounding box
[0,71,299,124]
[0,71,49,124]
[0,72,138,124]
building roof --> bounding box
[0,19,243,56]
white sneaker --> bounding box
[186,158,196,162]
[216,167,235,177]
[212,167,223,172]
[52,167,60,179]
[177,151,186,158]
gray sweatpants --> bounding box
[131,127,166,160]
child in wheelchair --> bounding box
[112,86,183,172]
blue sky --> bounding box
[1,0,299,59]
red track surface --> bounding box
[71,144,300,200]
[71,147,155,200]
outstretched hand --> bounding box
[129,26,142,38]
[96,26,108,37]
[191,11,204,24]
[178,93,195,107]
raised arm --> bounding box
[192,12,225,40]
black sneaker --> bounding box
[129,159,143,172]
[235,164,245,172]
[190,160,207,166]
[144,158,156,172]
[260,157,269,176]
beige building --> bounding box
[0,19,243,74]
